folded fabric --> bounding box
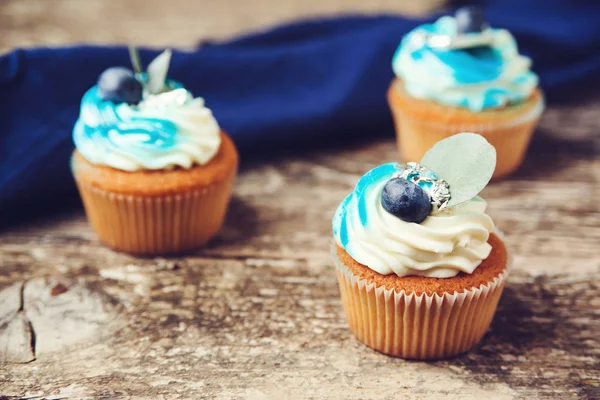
[2,0,600,210]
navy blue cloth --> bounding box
[2,0,600,210]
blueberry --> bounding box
[97,67,143,104]
[381,178,432,224]
[455,6,488,34]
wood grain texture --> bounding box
[0,1,599,399]
[0,0,445,52]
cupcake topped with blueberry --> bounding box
[333,132,497,278]
[73,48,221,172]
[333,133,496,278]
[332,133,509,359]
[393,6,538,112]
[387,6,544,179]
[71,48,238,255]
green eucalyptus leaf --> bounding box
[420,132,496,207]
[128,46,143,74]
[147,49,172,94]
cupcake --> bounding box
[332,133,508,359]
[71,49,238,255]
[388,7,544,179]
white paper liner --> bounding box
[388,80,544,179]
[332,236,510,360]
[75,172,235,255]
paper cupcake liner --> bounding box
[75,172,235,255]
[332,244,509,360]
[388,84,544,179]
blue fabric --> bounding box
[2,0,600,209]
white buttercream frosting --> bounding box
[333,163,494,278]
[73,86,221,172]
[392,16,538,112]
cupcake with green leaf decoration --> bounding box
[332,133,508,359]
[388,7,544,179]
[71,48,238,255]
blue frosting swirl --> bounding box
[76,86,178,147]
[392,16,539,111]
[73,81,221,171]
[334,163,399,250]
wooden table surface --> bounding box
[1,1,599,399]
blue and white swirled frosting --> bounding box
[333,163,495,278]
[73,82,221,171]
[392,16,538,112]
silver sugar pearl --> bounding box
[396,162,451,211]
[430,179,451,211]
[412,29,494,50]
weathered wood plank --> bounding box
[0,0,444,53]
[1,0,599,398]
[1,131,598,399]
[0,283,35,364]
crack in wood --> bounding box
[1,278,123,364]
[17,281,24,312]
[0,282,35,363]
[18,280,37,363]
[27,317,36,364]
